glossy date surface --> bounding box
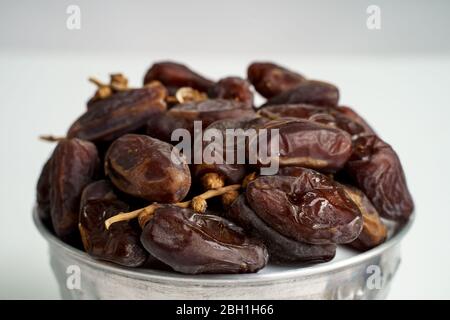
[105,134,191,203]
[68,83,167,143]
[345,135,414,221]
[168,99,255,129]
[143,61,214,94]
[263,80,339,107]
[246,169,363,244]
[247,62,305,99]
[342,184,387,251]
[50,139,99,240]
[140,205,268,274]
[79,180,147,267]
[227,195,336,263]
[253,118,352,173]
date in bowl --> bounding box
[33,207,413,300]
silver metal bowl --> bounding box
[33,208,413,300]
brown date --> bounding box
[143,61,214,95]
[68,83,167,143]
[36,158,52,221]
[341,184,387,251]
[247,62,305,98]
[50,139,99,240]
[209,77,254,107]
[263,80,339,107]
[168,99,255,129]
[246,170,363,244]
[226,195,336,263]
[345,135,414,221]
[252,118,352,173]
[79,180,148,267]
[258,104,372,137]
[140,205,268,274]
[105,134,191,203]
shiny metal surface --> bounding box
[33,207,413,299]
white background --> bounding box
[0,0,449,299]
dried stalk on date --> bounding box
[104,184,241,229]
[89,73,129,101]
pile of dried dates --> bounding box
[36,61,414,274]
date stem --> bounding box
[105,184,241,230]
[39,135,66,142]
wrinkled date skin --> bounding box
[341,184,387,251]
[253,118,352,173]
[247,62,305,99]
[105,134,191,203]
[193,117,262,185]
[209,77,254,107]
[36,158,52,221]
[258,104,374,137]
[168,99,255,129]
[68,83,167,143]
[140,206,269,274]
[346,135,414,221]
[263,80,339,107]
[143,61,214,95]
[50,139,99,240]
[78,180,148,267]
[226,195,336,263]
[246,170,363,244]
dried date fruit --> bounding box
[252,118,352,173]
[168,99,255,129]
[209,77,254,107]
[346,135,414,221]
[143,61,214,95]
[263,80,339,107]
[68,83,167,143]
[50,139,99,240]
[36,158,52,221]
[35,60,417,273]
[78,180,147,267]
[341,185,387,251]
[247,62,305,98]
[105,134,191,203]
[246,170,363,244]
[140,205,268,274]
[226,195,336,263]
[258,103,373,139]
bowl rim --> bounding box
[33,206,414,284]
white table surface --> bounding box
[0,52,449,299]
